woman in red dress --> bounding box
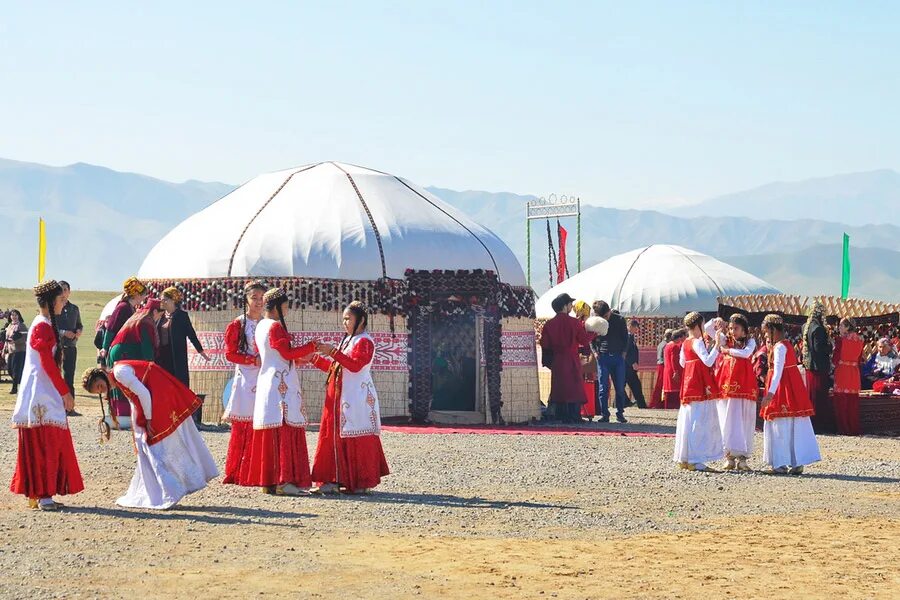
[309,301,389,494]
[221,281,267,484]
[832,317,864,436]
[239,288,317,496]
[10,280,84,510]
[649,329,673,409]
[661,328,687,409]
[760,314,820,474]
[716,314,759,470]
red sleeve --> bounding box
[330,338,375,373]
[268,322,315,361]
[224,320,257,366]
[30,322,68,396]
[832,337,842,368]
[310,354,332,373]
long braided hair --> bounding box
[328,301,369,385]
[34,280,64,367]
[239,280,267,355]
[728,313,750,349]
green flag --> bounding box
[841,233,851,299]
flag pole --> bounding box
[38,218,46,283]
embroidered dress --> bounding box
[715,338,759,457]
[762,341,821,469]
[672,338,723,466]
[310,333,389,492]
[832,334,864,436]
[110,362,218,509]
[10,315,84,499]
[661,341,683,409]
[238,319,315,488]
[222,316,260,484]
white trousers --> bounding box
[763,417,821,469]
[673,400,724,465]
[717,398,757,457]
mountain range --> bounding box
[2,157,900,301]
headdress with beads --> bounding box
[683,311,703,330]
[34,279,62,298]
[81,367,109,392]
[263,288,287,308]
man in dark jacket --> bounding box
[591,301,629,423]
[803,300,834,432]
[624,319,647,409]
[57,281,83,416]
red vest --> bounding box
[762,342,815,421]
[112,361,201,445]
[717,340,759,401]
[680,338,720,404]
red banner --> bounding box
[557,223,568,284]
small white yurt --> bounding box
[536,245,781,319]
[138,161,539,424]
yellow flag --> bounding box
[38,218,46,282]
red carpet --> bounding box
[381,424,674,438]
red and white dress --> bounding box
[239,319,315,488]
[716,337,759,457]
[110,361,218,509]
[672,336,723,466]
[10,315,84,500]
[762,341,820,469]
[222,316,260,484]
[661,341,683,409]
[310,332,390,493]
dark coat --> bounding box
[592,312,628,355]
[541,313,593,405]
[803,320,832,374]
[157,308,203,388]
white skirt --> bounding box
[717,398,757,457]
[117,419,219,510]
[673,400,724,465]
[763,417,821,469]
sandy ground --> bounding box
[0,401,897,599]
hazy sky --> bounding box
[2,1,898,207]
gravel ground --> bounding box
[0,401,897,599]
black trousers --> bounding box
[8,351,25,386]
[62,346,78,397]
[625,365,646,408]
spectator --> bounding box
[862,337,900,389]
[662,328,687,408]
[591,300,629,423]
[57,281,83,416]
[4,310,28,395]
[540,293,593,423]
[158,287,210,426]
[802,301,834,432]
[650,329,673,408]
[625,319,647,409]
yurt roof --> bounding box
[536,245,781,318]
[138,161,525,286]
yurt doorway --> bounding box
[429,312,482,413]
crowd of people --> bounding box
[541,292,900,474]
[8,278,389,512]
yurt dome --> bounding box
[134,161,539,427]
[536,244,781,318]
[138,161,525,285]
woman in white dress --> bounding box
[82,364,218,509]
[716,314,759,471]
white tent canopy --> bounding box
[138,161,525,286]
[536,245,781,318]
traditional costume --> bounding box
[649,338,667,409]
[716,337,758,468]
[10,310,84,506]
[802,303,834,433]
[310,332,390,493]
[222,314,260,484]
[673,333,723,470]
[104,362,218,509]
[238,317,315,490]
[661,340,683,409]
[107,298,161,419]
[101,277,147,417]
[762,340,821,472]
[832,332,864,436]
[540,308,594,422]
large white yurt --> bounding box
[536,244,781,319]
[138,161,539,424]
